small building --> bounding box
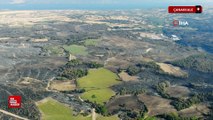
[171,35,180,41]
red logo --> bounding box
[173,20,179,27]
[168,5,202,14]
[8,96,21,108]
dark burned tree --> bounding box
[126,61,164,76]
[170,54,213,73]
[58,59,104,80]
[155,81,171,99]
[61,68,88,80]
[157,112,199,120]
[170,95,201,111]
[85,62,104,69]
[126,65,140,76]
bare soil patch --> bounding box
[105,57,131,70]
[106,95,143,114]
[139,32,162,40]
[165,86,190,99]
[17,77,42,85]
[31,38,48,42]
[178,103,210,118]
[118,71,138,81]
[49,80,76,91]
[138,94,177,116]
[103,36,153,49]
[157,63,187,77]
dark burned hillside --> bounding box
[0,84,50,119]
[170,54,213,73]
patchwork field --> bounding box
[78,68,121,105]
[36,98,91,120]
[138,94,177,116]
[63,45,88,56]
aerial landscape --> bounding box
[0,1,213,120]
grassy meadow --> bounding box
[63,45,88,56]
[37,98,91,120]
[78,68,121,105]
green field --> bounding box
[81,88,115,104]
[78,68,121,105]
[63,45,88,56]
[84,39,100,46]
[37,98,91,120]
[78,68,120,90]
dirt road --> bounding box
[0,109,29,120]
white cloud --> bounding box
[10,0,26,4]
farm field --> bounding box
[81,88,115,105]
[36,98,91,120]
[78,68,121,105]
[63,45,88,56]
[78,68,120,91]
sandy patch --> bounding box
[118,71,138,81]
[31,38,48,42]
[157,63,187,77]
[49,80,76,91]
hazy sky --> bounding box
[0,0,212,10]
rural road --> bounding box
[45,77,55,91]
[92,108,96,120]
[0,109,29,120]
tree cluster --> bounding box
[158,112,199,120]
[126,61,164,76]
[58,59,104,80]
[171,95,202,111]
